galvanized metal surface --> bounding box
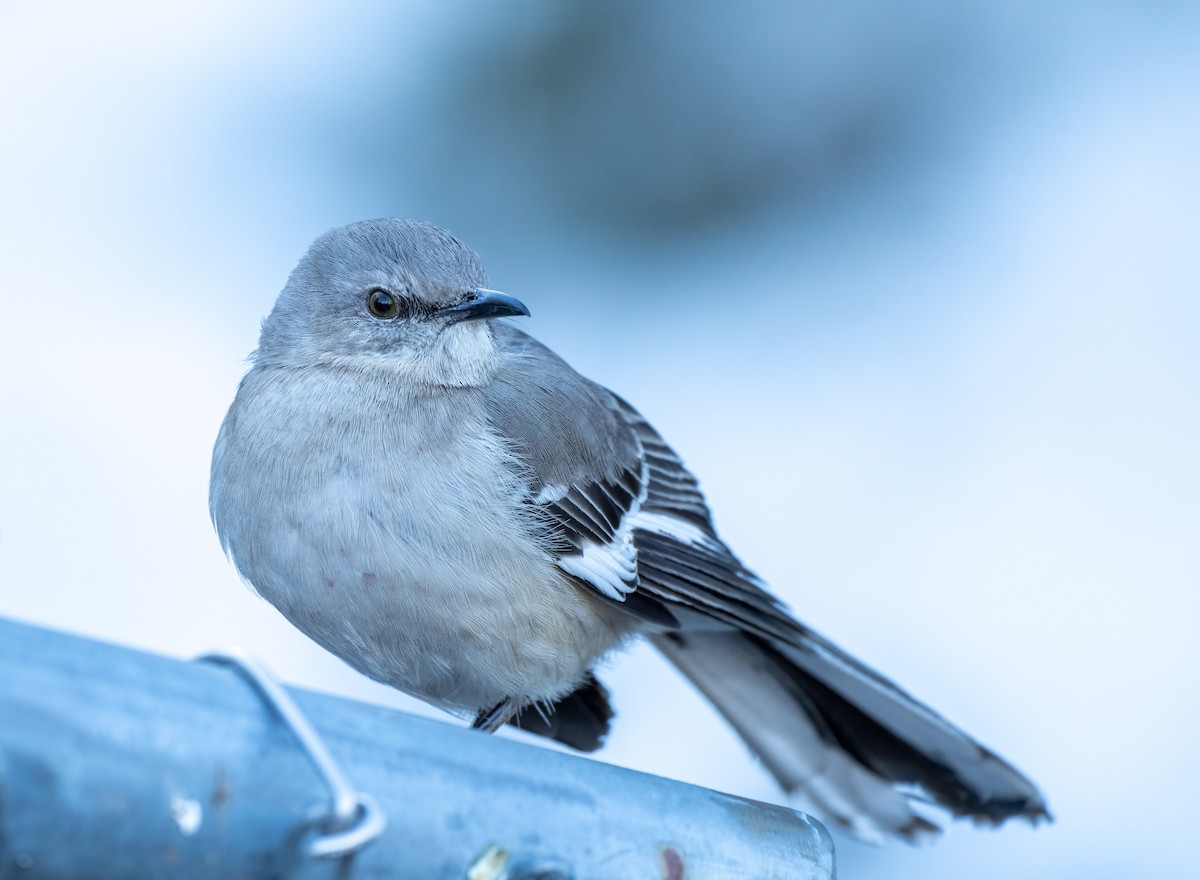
[0,617,834,879]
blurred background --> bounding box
[2,1,1197,877]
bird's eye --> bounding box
[367,288,402,319]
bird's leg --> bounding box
[472,699,520,734]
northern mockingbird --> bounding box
[210,218,1048,841]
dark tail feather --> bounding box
[510,674,614,753]
[652,629,1049,842]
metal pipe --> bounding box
[0,616,834,879]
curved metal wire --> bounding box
[197,649,386,859]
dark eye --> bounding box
[367,288,402,319]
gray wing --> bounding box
[482,324,801,637]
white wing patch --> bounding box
[548,458,648,604]
[544,431,723,608]
[556,528,638,601]
[628,509,721,551]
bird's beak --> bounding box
[438,288,531,323]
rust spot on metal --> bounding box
[660,845,684,880]
[212,767,231,808]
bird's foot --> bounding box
[472,699,520,734]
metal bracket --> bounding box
[197,649,386,859]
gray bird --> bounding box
[210,218,1049,841]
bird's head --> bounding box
[253,218,529,387]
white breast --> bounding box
[211,366,632,712]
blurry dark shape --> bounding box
[434,0,974,240]
[507,673,614,752]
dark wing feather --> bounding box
[611,396,809,642]
[480,327,678,625]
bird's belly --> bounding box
[228,445,630,711]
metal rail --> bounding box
[0,616,834,879]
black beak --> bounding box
[438,288,530,323]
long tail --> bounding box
[651,629,1049,842]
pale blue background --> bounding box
[2,3,1197,877]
